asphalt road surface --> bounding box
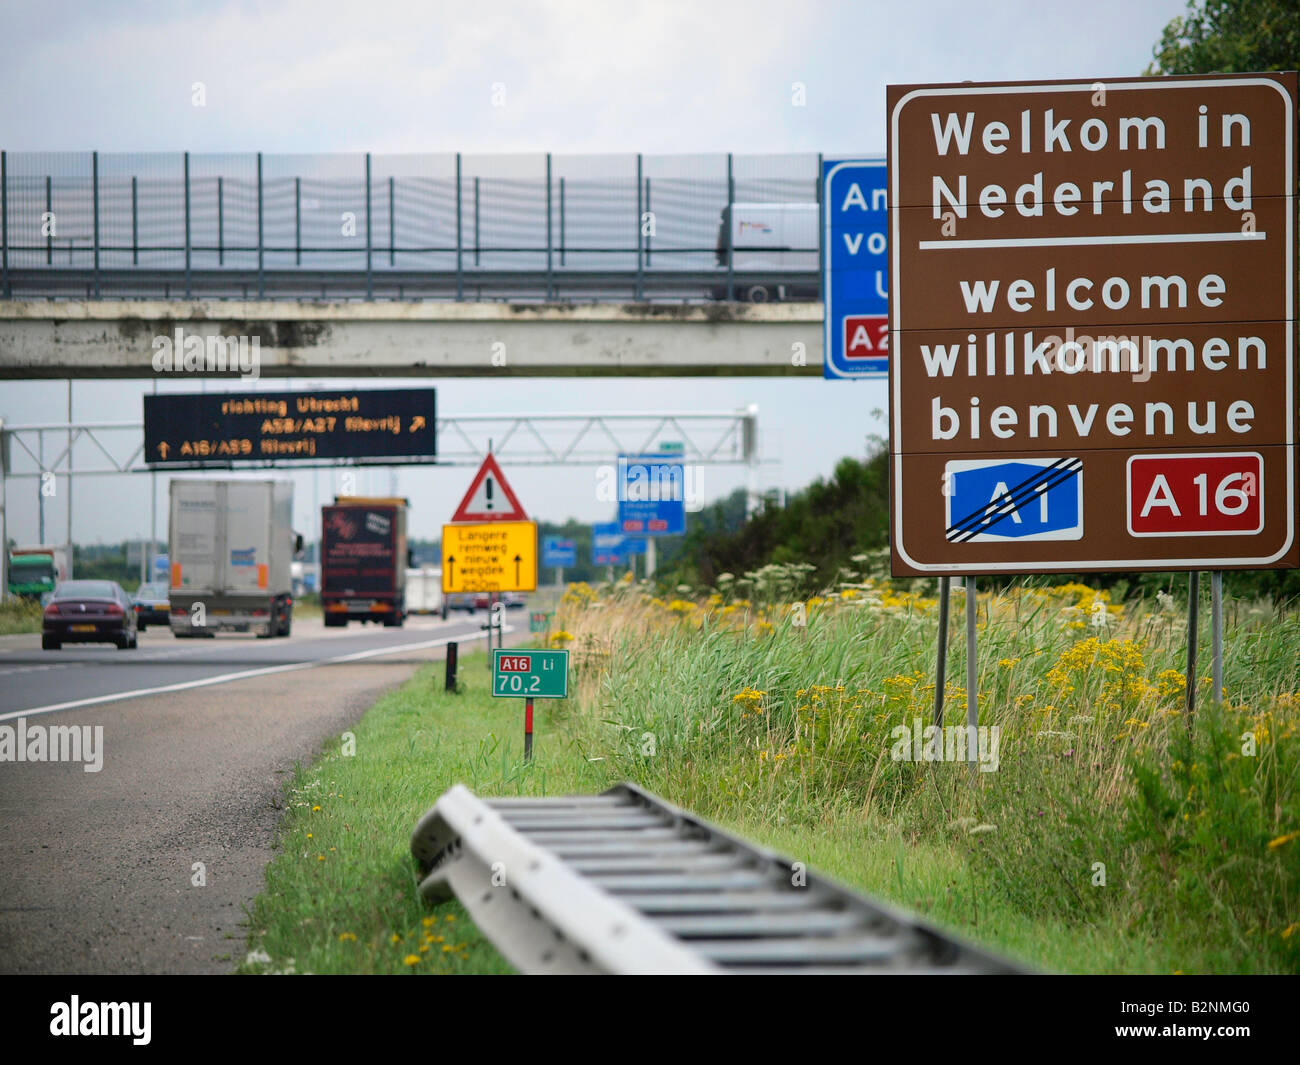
[0,611,517,974]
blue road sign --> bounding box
[617,453,685,536]
[542,537,577,568]
[944,458,1084,543]
[822,158,889,380]
[592,523,646,565]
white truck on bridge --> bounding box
[715,202,819,302]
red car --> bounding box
[42,580,139,651]
[474,593,526,610]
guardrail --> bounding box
[0,150,825,303]
[411,782,1025,974]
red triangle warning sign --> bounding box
[451,453,528,522]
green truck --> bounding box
[7,545,71,599]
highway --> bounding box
[0,613,515,974]
[0,612,497,721]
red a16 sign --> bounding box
[1127,452,1263,537]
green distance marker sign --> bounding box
[492,649,569,699]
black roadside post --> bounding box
[445,641,458,693]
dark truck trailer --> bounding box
[321,497,411,627]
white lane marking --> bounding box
[0,663,73,676]
[0,620,468,673]
[0,625,513,723]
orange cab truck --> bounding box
[320,497,412,627]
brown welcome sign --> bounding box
[887,72,1297,575]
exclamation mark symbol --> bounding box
[485,476,494,511]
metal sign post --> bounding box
[1186,572,1200,728]
[932,576,950,729]
[965,577,978,775]
[1211,571,1224,707]
[492,649,569,762]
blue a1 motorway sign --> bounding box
[944,459,1083,544]
[616,454,685,536]
[542,537,577,568]
[822,158,888,380]
[592,522,646,565]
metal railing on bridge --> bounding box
[0,151,824,304]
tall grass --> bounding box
[549,571,1300,972]
[0,598,43,635]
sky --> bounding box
[0,0,1188,546]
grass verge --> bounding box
[0,598,43,635]
[243,575,1300,974]
[239,647,608,975]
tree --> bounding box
[1147,0,1300,75]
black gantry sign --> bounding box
[144,388,436,466]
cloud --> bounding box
[1,0,1182,153]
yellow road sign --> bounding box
[442,521,537,593]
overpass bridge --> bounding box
[0,149,844,376]
[0,298,820,378]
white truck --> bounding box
[405,566,446,619]
[168,479,301,638]
[714,202,819,302]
